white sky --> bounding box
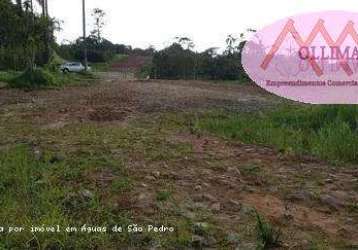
[49,0,358,51]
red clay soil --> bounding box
[110,55,151,71]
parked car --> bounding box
[60,62,91,73]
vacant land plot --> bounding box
[0,77,357,249]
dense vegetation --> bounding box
[0,0,54,71]
[151,36,249,81]
[0,0,71,88]
[56,38,154,64]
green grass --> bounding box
[208,79,251,85]
[156,190,172,202]
[111,178,132,193]
[195,105,358,164]
[0,146,70,248]
[0,117,197,248]
[255,212,281,249]
[0,95,354,248]
[0,145,135,249]
[241,163,262,176]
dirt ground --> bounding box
[0,79,275,123]
[0,77,357,249]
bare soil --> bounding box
[0,79,276,124]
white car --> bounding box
[60,62,91,73]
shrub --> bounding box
[8,68,58,89]
[0,71,20,85]
[44,52,66,73]
[137,62,153,79]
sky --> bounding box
[48,0,358,52]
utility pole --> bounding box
[82,0,88,71]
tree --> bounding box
[151,34,250,81]
[36,0,51,64]
[91,8,106,43]
[0,0,54,70]
[35,0,48,17]
[225,34,237,55]
[204,47,219,57]
[15,0,22,14]
[236,29,256,53]
[23,0,36,71]
[82,0,88,70]
[174,37,195,50]
[151,43,196,79]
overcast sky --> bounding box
[49,0,358,51]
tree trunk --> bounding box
[29,0,35,71]
[44,0,51,64]
[16,0,23,14]
[82,0,88,70]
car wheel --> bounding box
[62,68,70,74]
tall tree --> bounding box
[19,0,36,70]
[36,0,51,64]
[36,0,48,17]
[0,0,53,70]
[82,0,88,70]
[14,0,23,15]
[225,34,237,55]
[90,8,106,43]
[174,36,195,50]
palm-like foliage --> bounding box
[225,34,237,55]
[174,36,195,50]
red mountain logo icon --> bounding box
[261,19,358,76]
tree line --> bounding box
[1,1,254,82]
[44,2,253,82]
[151,35,250,81]
[0,0,54,71]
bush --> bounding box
[9,68,58,89]
[137,62,153,79]
[44,52,66,73]
[0,71,20,83]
